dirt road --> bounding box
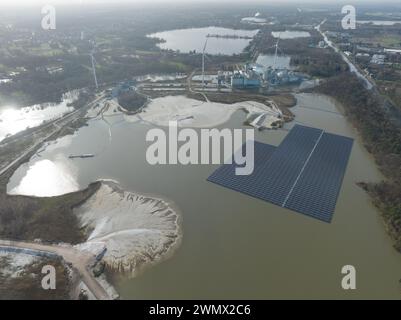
[0,239,111,300]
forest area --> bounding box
[316,73,401,250]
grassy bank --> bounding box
[0,106,100,245]
[315,73,401,251]
[0,182,101,244]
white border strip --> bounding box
[282,130,325,207]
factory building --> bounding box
[371,54,386,65]
[231,68,261,89]
[263,67,303,85]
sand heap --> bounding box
[75,181,182,276]
[126,95,282,128]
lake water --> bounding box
[385,48,401,54]
[256,54,292,69]
[272,31,311,39]
[0,91,78,142]
[241,17,270,25]
[7,93,401,299]
[0,79,12,84]
[134,73,187,83]
[148,27,259,55]
[358,20,401,26]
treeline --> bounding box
[253,29,348,77]
[0,53,185,107]
[316,73,401,250]
[0,54,92,107]
[0,5,259,107]
[0,183,101,244]
[291,50,348,78]
[70,91,94,110]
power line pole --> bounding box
[202,37,209,87]
[90,49,99,90]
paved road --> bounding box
[187,69,210,102]
[0,239,111,300]
[315,20,374,90]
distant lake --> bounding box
[241,17,266,23]
[0,79,12,84]
[256,54,292,69]
[148,27,259,55]
[134,73,187,82]
[241,17,269,25]
[385,48,401,53]
[271,31,311,39]
[358,20,401,26]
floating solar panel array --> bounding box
[207,125,354,223]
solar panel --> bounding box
[207,125,354,223]
[249,125,324,206]
[207,141,277,195]
[284,132,354,222]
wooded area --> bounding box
[316,74,401,250]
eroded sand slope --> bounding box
[75,181,182,276]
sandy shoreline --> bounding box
[125,95,282,128]
[74,180,182,278]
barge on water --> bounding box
[68,154,95,159]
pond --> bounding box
[241,17,270,25]
[256,54,292,69]
[271,31,311,39]
[0,91,78,142]
[148,27,259,55]
[358,20,401,26]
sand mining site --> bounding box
[0,63,299,300]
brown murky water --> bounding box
[8,93,401,299]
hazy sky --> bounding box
[1,0,401,6]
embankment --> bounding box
[74,181,182,277]
[315,72,401,251]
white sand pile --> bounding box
[126,95,282,128]
[74,181,182,277]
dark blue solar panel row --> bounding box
[244,125,324,206]
[207,125,354,223]
[207,142,276,196]
[284,132,353,222]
